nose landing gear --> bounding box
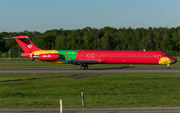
[80,64,89,70]
[167,64,170,69]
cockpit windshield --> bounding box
[163,53,169,57]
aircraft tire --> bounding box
[85,66,88,69]
[80,66,85,70]
[167,66,170,69]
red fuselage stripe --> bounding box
[76,50,174,64]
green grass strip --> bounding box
[0,73,180,108]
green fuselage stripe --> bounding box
[57,50,77,63]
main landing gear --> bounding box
[80,64,89,70]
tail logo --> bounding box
[28,44,32,48]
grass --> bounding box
[0,60,179,68]
[1,73,180,108]
[0,73,73,82]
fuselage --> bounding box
[30,50,177,65]
[76,50,174,65]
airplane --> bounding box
[4,36,177,69]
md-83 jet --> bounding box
[4,36,177,69]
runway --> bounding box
[1,108,180,113]
[0,67,180,73]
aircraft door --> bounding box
[158,55,161,60]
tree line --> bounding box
[0,26,180,57]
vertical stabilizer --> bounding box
[6,36,41,53]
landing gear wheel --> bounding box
[80,66,85,70]
[85,65,89,69]
[167,66,170,69]
[84,64,89,69]
[80,64,89,70]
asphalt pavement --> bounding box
[0,67,180,73]
[1,108,180,113]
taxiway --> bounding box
[0,67,180,73]
[1,108,180,113]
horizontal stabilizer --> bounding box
[3,37,14,39]
[4,36,29,39]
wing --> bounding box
[65,60,102,65]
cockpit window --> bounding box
[163,53,169,57]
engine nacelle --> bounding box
[33,53,59,61]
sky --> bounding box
[1,0,180,33]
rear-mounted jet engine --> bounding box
[32,53,59,61]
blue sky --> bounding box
[1,0,180,32]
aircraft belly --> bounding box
[104,57,158,64]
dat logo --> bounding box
[42,55,51,57]
[28,44,32,48]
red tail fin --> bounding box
[12,36,41,53]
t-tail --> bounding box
[4,36,41,57]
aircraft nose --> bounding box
[167,56,177,64]
[170,57,177,64]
